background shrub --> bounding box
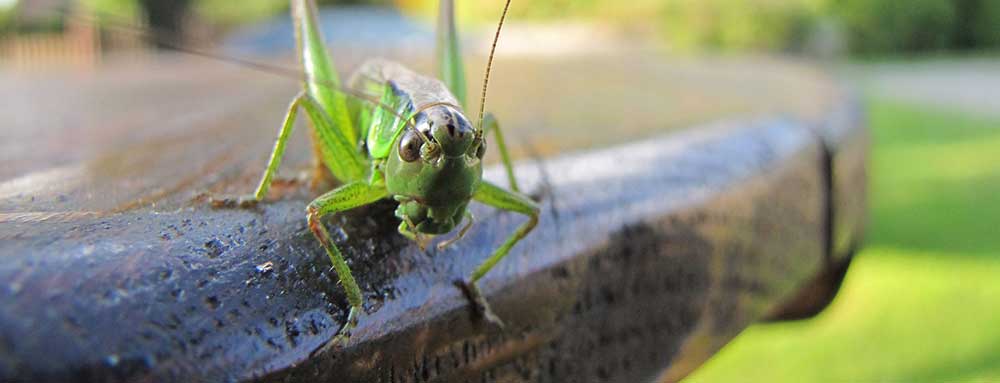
[967,0,1000,48]
[658,0,821,52]
[831,0,957,54]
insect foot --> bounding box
[208,195,260,209]
[455,279,505,329]
[311,306,361,357]
[436,238,457,252]
[415,235,431,252]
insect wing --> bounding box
[366,84,412,159]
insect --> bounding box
[207,0,538,346]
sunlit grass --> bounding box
[686,99,1000,382]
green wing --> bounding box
[366,84,412,159]
[437,0,467,109]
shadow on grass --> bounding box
[901,347,1000,383]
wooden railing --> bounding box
[0,16,147,70]
[0,53,867,382]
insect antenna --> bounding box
[60,9,420,131]
[476,0,513,134]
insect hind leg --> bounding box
[482,113,520,193]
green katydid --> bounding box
[209,0,537,347]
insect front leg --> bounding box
[397,216,432,251]
[210,91,367,208]
[458,180,539,327]
[482,113,521,193]
[436,211,475,251]
[306,181,387,350]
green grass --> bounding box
[686,99,1000,382]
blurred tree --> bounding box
[0,7,11,33]
[659,0,822,52]
[829,0,956,54]
[407,0,1000,55]
[953,0,980,49]
[968,0,1000,48]
[195,0,287,28]
[7,0,995,55]
[4,0,69,33]
[318,0,394,5]
[138,0,189,48]
[81,0,140,23]
[951,0,1000,49]
[193,0,393,30]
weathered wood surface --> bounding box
[760,93,867,322]
[0,52,866,382]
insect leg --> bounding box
[482,112,520,193]
[293,0,363,189]
[210,92,367,208]
[459,180,539,326]
[307,181,387,349]
[293,0,356,145]
[437,0,467,108]
[397,216,431,251]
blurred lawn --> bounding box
[686,99,1000,382]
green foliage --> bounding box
[831,0,957,54]
[0,6,13,33]
[969,0,1000,47]
[8,0,993,57]
[397,0,662,27]
[194,0,395,28]
[659,0,821,52]
[653,0,1000,53]
[195,0,288,28]
[81,0,141,22]
[688,99,1000,382]
[400,0,1000,55]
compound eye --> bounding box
[398,130,423,162]
[475,138,486,159]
